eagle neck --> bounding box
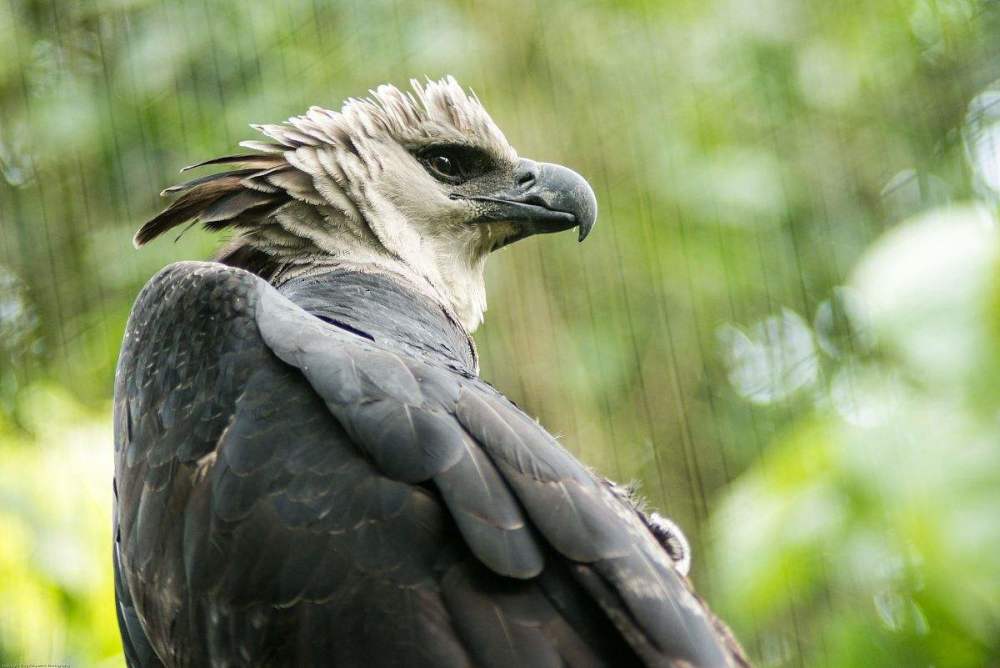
[278,268,479,374]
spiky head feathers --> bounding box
[134,77,517,250]
[134,77,598,333]
[269,77,517,164]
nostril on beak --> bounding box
[516,167,538,190]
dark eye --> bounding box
[418,145,492,184]
[428,154,458,179]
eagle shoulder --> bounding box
[114,261,276,664]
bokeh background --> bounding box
[2,0,999,665]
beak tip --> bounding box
[476,160,598,245]
[576,184,598,243]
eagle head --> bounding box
[134,76,597,331]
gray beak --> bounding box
[464,159,598,244]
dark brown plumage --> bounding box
[134,165,290,247]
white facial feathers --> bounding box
[248,77,517,332]
[138,77,518,333]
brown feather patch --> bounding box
[134,170,290,247]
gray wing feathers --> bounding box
[454,387,631,562]
[256,284,738,667]
[257,287,547,579]
[455,382,734,666]
[116,263,476,666]
[435,436,546,579]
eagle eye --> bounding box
[418,145,491,185]
[430,154,458,179]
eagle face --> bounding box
[309,78,597,304]
[134,76,597,330]
[384,135,596,255]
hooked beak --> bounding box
[460,159,598,247]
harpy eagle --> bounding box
[113,77,748,667]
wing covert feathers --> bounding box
[256,283,746,666]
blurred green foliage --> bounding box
[711,205,1000,666]
[0,0,998,665]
